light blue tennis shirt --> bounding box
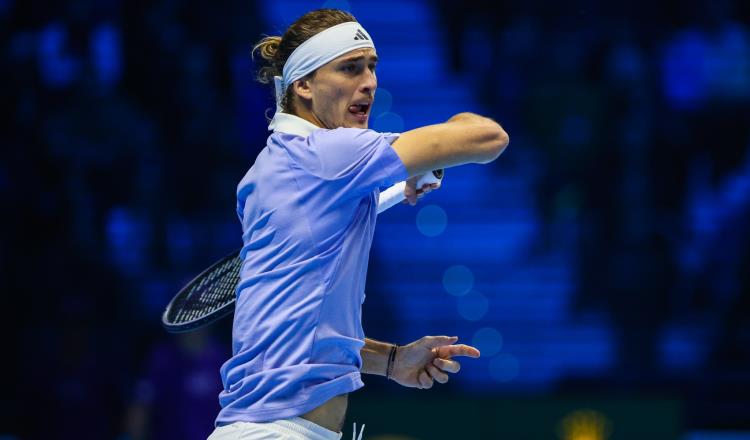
[216,113,408,425]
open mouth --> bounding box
[348,103,370,117]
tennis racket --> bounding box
[161,170,444,333]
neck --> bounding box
[291,103,327,129]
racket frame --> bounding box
[161,170,444,333]
[161,249,241,333]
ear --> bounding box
[292,78,313,102]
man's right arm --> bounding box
[390,112,509,178]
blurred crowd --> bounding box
[3,0,265,437]
[437,0,750,394]
[2,0,750,438]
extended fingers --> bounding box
[424,359,460,386]
[426,363,449,384]
[433,358,461,373]
[439,344,481,359]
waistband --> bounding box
[276,417,343,440]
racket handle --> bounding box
[377,169,443,214]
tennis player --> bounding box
[208,9,509,440]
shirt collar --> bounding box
[268,113,323,137]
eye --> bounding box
[342,64,356,73]
[369,63,377,72]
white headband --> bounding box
[269,21,375,129]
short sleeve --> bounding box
[285,128,408,198]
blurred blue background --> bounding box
[2,0,750,439]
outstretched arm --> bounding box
[391,112,509,178]
[360,336,480,389]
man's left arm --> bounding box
[360,336,480,389]
[360,337,392,376]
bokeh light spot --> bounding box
[442,265,474,296]
[472,327,503,357]
[373,111,404,133]
[416,204,447,237]
[371,87,393,116]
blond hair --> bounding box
[252,9,357,115]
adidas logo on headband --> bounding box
[354,29,369,41]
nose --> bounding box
[360,69,377,95]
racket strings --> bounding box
[171,256,242,324]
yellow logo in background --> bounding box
[558,409,612,440]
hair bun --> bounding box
[252,36,283,84]
[255,36,282,61]
[251,9,357,111]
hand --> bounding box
[390,336,480,389]
[403,174,441,206]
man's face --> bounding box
[296,48,378,129]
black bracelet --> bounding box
[385,344,398,380]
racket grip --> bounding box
[377,169,444,214]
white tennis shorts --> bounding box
[208,417,366,440]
